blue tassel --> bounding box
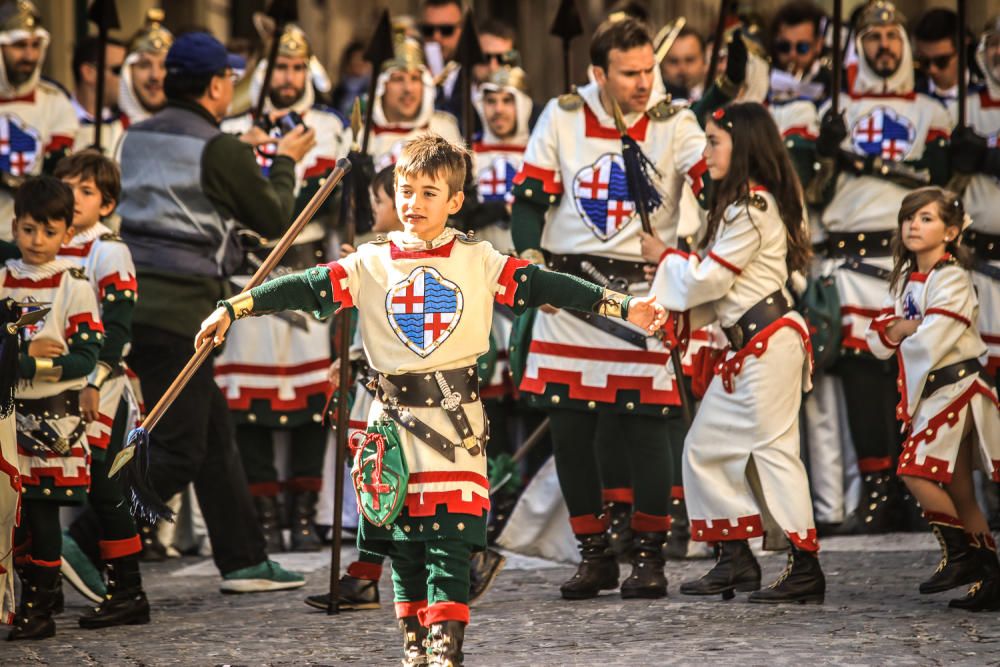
[620,134,663,216]
[119,426,175,524]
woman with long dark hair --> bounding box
[644,102,823,603]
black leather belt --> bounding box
[565,309,647,349]
[964,229,1000,262]
[922,358,994,399]
[548,253,647,288]
[826,230,894,259]
[723,291,792,351]
[15,390,82,457]
[377,366,484,462]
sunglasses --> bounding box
[916,53,956,71]
[482,51,516,66]
[419,23,458,38]
[774,39,813,55]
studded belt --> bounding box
[922,358,994,400]
[722,291,792,351]
[548,253,647,289]
[964,229,1000,262]
[15,390,83,457]
[826,230,894,259]
[376,366,485,462]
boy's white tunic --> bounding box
[867,262,1000,483]
[516,81,707,408]
[330,230,526,517]
[819,38,951,352]
[652,190,817,550]
[58,222,138,452]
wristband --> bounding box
[87,361,114,389]
[595,288,631,321]
[222,292,255,320]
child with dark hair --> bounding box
[198,133,665,665]
[3,176,103,640]
[54,149,151,628]
[867,187,1000,612]
[646,102,823,604]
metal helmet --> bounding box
[0,0,41,35]
[855,0,906,35]
[127,8,173,55]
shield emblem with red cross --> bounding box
[478,156,516,204]
[0,114,40,177]
[386,266,464,357]
[572,153,636,241]
[851,106,915,162]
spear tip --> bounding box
[610,97,628,136]
[350,97,362,151]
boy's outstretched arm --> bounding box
[198,263,351,348]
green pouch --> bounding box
[350,418,409,527]
[797,274,841,372]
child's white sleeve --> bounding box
[865,294,901,360]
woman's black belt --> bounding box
[723,291,793,351]
[376,366,485,462]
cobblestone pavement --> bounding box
[4,534,999,666]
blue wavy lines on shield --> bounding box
[423,272,457,315]
[396,313,425,347]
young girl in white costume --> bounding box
[645,102,823,603]
[867,187,1000,612]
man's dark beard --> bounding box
[869,49,899,78]
[270,87,304,110]
[5,61,36,86]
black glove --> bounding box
[949,126,988,175]
[724,29,748,86]
[816,109,848,158]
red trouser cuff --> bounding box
[968,532,998,551]
[923,511,963,528]
[569,513,609,535]
[418,601,470,626]
[25,557,61,568]
[857,457,893,473]
[602,487,634,504]
[346,561,383,581]
[286,476,323,492]
[787,529,819,552]
[670,486,685,500]
[631,511,670,532]
[99,535,143,560]
[394,599,428,619]
[248,481,282,497]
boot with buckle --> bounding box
[288,490,322,552]
[253,495,285,554]
[79,554,150,628]
[747,547,825,604]
[559,532,619,600]
[399,615,429,666]
[620,531,668,599]
[664,497,691,560]
[680,540,761,600]
[605,501,633,563]
[8,565,61,640]
[425,620,465,667]
[920,522,980,594]
[948,533,1000,612]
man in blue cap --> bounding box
[114,30,316,592]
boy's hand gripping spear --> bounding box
[108,158,353,523]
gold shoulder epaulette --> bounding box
[557,92,583,111]
[371,235,390,244]
[99,232,122,242]
[646,97,683,122]
[456,231,483,244]
[748,193,768,211]
[67,267,88,280]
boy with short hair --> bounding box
[54,149,150,628]
[197,134,665,666]
[3,176,103,640]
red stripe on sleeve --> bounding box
[707,251,742,275]
[323,261,354,310]
[495,256,531,306]
[65,312,104,339]
[98,273,138,298]
[512,162,563,194]
[44,135,74,152]
[925,307,971,327]
[687,159,708,197]
[926,128,950,143]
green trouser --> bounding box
[837,355,904,473]
[549,410,673,534]
[237,421,328,494]
[15,500,61,564]
[389,538,472,624]
[595,413,634,503]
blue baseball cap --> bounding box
[165,31,246,76]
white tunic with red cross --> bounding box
[651,189,818,551]
[326,229,529,517]
[471,139,524,255]
[0,80,78,242]
[57,223,138,453]
[867,261,1000,484]
[954,89,1000,374]
[818,91,951,353]
[514,82,707,408]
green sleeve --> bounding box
[690,82,732,129]
[911,134,950,186]
[785,134,818,188]
[511,197,547,255]
[98,296,133,364]
[202,134,297,239]
[245,265,346,320]
[509,264,627,318]
[19,327,102,381]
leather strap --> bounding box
[723,291,792,351]
[564,308,647,349]
[15,390,83,457]
[826,230,894,259]
[548,253,647,288]
[840,258,891,281]
[964,229,1000,262]
[922,358,994,400]
[972,260,1000,282]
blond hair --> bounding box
[394,133,468,196]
